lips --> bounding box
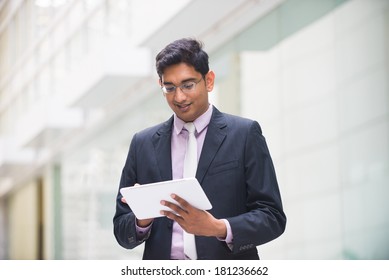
[175,103,191,112]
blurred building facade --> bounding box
[0,0,388,260]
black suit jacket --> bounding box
[113,106,286,259]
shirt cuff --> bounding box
[217,219,233,249]
[135,220,152,241]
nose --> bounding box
[173,87,187,102]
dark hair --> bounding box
[155,38,209,79]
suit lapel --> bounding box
[152,117,173,182]
[151,109,227,184]
[196,107,227,184]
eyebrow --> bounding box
[162,77,198,85]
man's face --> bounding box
[160,62,215,122]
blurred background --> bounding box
[0,0,388,260]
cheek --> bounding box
[198,91,209,103]
[166,97,178,111]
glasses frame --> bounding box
[160,77,203,95]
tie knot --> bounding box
[184,122,196,134]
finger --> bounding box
[160,210,181,221]
[170,194,192,211]
[161,200,187,215]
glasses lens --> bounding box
[180,82,196,93]
[162,86,176,94]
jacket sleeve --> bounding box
[227,121,286,254]
[113,133,150,249]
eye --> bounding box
[164,86,176,92]
[182,82,195,90]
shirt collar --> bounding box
[173,104,213,135]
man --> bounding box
[113,38,286,260]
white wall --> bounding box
[240,0,389,259]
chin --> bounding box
[177,113,194,122]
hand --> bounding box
[160,194,227,238]
[121,183,154,227]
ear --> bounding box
[205,70,215,92]
[158,78,162,86]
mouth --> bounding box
[175,103,191,112]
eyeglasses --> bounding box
[161,77,203,95]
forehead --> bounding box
[161,63,200,83]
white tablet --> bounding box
[120,178,212,219]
